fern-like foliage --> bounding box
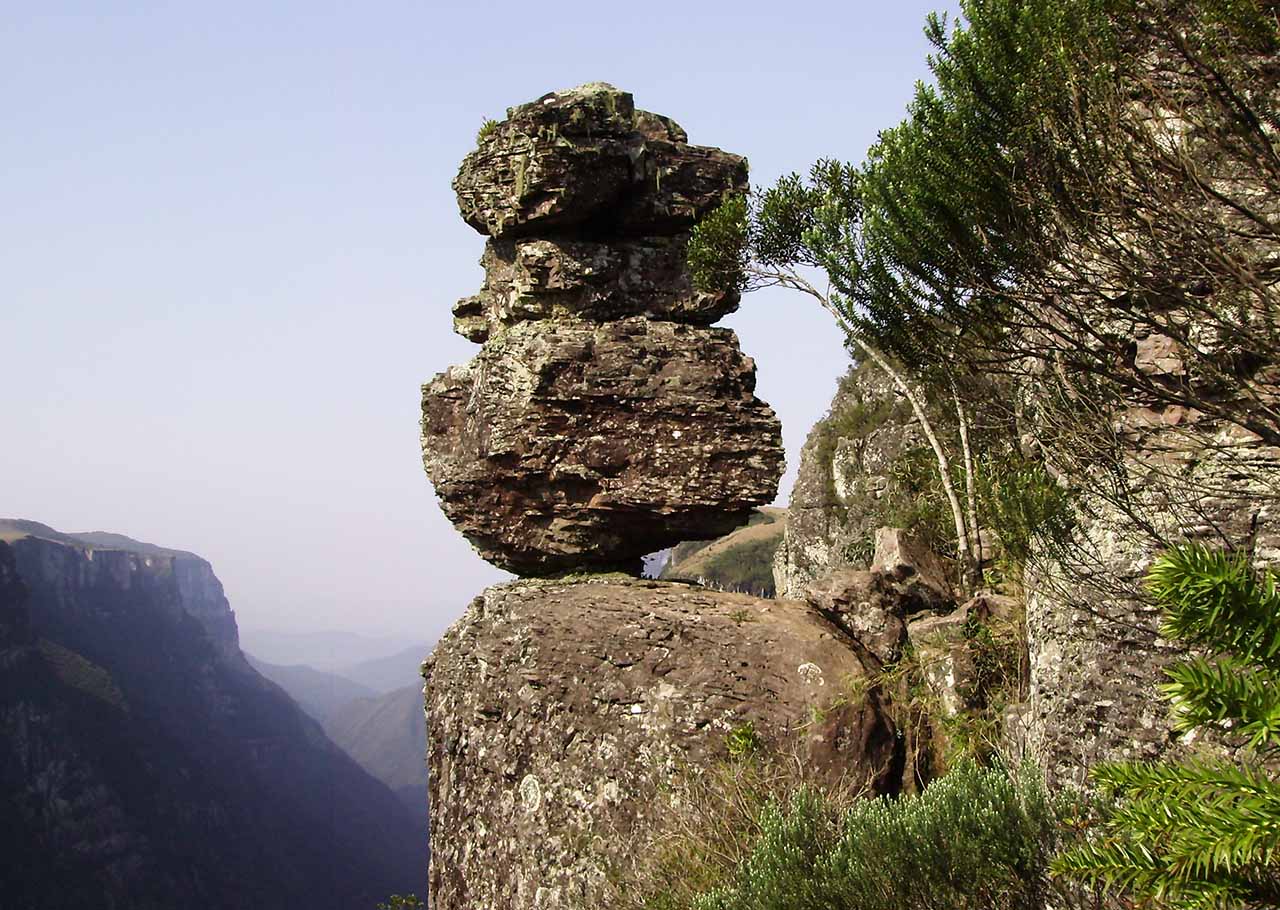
[1052,544,1280,908]
[1149,543,1280,675]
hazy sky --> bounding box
[3,1,958,645]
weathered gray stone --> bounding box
[773,363,921,599]
[451,235,737,343]
[1022,413,1280,784]
[801,531,958,666]
[422,318,784,575]
[907,592,1018,719]
[453,83,746,239]
[803,569,909,664]
[424,579,899,910]
[908,608,971,718]
[870,527,953,610]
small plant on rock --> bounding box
[476,117,500,144]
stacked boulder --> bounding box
[422,82,785,576]
[422,86,904,910]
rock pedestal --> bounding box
[422,83,783,575]
[424,579,899,910]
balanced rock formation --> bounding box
[425,578,900,909]
[422,83,783,575]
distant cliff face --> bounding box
[0,523,426,910]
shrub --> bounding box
[604,748,872,910]
[691,760,1070,910]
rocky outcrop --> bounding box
[801,528,956,664]
[424,578,899,910]
[774,363,919,599]
[1021,411,1280,783]
[453,83,746,242]
[422,83,783,575]
[423,319,782,574]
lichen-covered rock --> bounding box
[451,235,737,343]
[804,568,910,664]
[424,579,899,910]
[1023,416,1280,784]
[908,592,1018,719]
[422,318,784,574]
[773,363,920,599]
[870,527,953,610]
[453,83,746,239]
[802,528,956,664]
[427,84,778,574]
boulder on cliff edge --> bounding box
[422,318,784,575]
[423,83,782,575]
[424,579,900,910]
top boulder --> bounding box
[453,83,747,239]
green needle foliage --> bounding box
[1052,545,1280,908]
[688,761,1069,910]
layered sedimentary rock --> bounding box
[422,83,782,575]
[1021,388,1280,783]
[423,318,782,574]
[425,579,899,910]
[453,83,745,240]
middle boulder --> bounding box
[422,83,783,575]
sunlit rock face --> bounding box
[452,82,747,240]
[424,579,900,910]
[422,83,782,575]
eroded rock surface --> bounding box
[451,235,735,343]
[423,83,781,574]
[424,579,899,910]
[423,319,783,574]
[453,83,747,240]
[773,363,920,598]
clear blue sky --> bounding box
[2,0,958,645]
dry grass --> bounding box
[601,744,872,910]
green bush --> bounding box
[689,761,1069,910]
[689,194,751,294]
[977,457,1075,574]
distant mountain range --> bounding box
[0,519,426,909]
[239,625,427,672]
[325,685,429,816]
[245,654,378,720]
